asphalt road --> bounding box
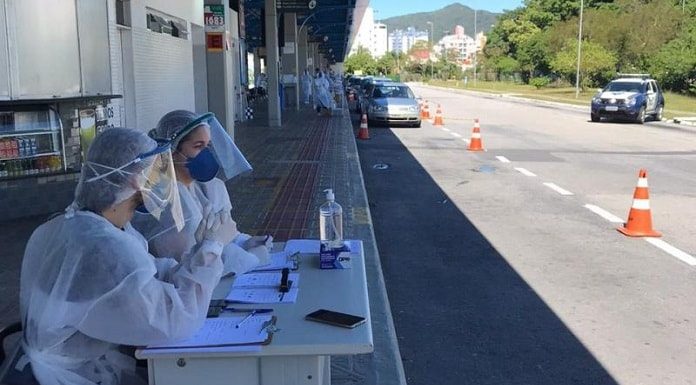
[355,84,696,385]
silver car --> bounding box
[365,82,421,127]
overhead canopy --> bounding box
[243,0,365,63]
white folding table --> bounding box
[136,240,373,385]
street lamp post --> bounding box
[426,21,434,79]
[575,0,584,98]
[473,9,477,86]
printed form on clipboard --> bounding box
[145,315,277,350]
[226,272,300,304]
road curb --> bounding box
[414,83,696,133]
[340,112,408,385]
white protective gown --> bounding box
[314,75,332,109]
[20,210,224,385]
[132,179,265,276]
[301,73,312,104]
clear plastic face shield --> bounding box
[171,112,252,182]
[85,142,185,231]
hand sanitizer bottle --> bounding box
[319,189,343,249]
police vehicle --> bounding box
[590,74,665,124]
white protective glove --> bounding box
[242,235,273,265]
[242,235,274,251]
[203,212,239,245]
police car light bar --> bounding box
[616,73,651,80]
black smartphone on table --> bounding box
[305,309,366,328]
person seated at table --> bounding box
[19,128,237,385]
[132,110,272,277]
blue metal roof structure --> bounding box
[243,0,358,63]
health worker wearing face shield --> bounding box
[19,128,237,385]
[132,110,272,277]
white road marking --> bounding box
[451,132,462,138]
[496,156,510,163]
[543,182,574,196]
[644,238,696,266]
[462,138,470,144]
[583,204,624,223]
[514,167,537,177]
[442,128,451,132]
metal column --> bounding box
[264,0,281,127]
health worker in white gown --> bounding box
[132,110,273,277]
[19,128,237,385]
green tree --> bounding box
[551,39,616,87]
[375,54,396,75]
[344,46,377,74]
[517,31,551,81]
[495,56,521,79]
[649,22,696,95]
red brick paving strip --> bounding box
[258,118,330,240]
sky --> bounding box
[368,0,524,19]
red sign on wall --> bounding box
[206,33,224,52]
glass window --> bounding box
[373,85,415,99]
[605,82,643,93]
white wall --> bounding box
[132,28,195,130]
[110,0,201,131]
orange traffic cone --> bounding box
[617,169,661,237]
[467,118,484,151]
[357,114,370,140]
[423,101,431,119]
[433,104,444,126]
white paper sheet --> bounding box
[232,272,300,289]
[226,287,299,304]
[146,315,273,349]
[250,250,298,272]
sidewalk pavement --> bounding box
[0,101,406,385]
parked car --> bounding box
[365,82,421,127]
[590,74,665,124]
[358,77,392,113]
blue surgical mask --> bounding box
[184,147,220,182]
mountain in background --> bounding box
[381,3,500,42]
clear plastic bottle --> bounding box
[319,189,343,249]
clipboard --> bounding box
[145,316,278,350]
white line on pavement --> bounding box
[644,238,696,266]
[543,183,574,196]
[442,128,451,132]
[583,204,624,223]
[514,167,537,177]
[496,156,511,163]
[462,138,470,144]
[451,132,462,138]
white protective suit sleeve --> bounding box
[20,211,225,385]
[124,223,178,281]
[76,237,225,346]
[201,180,270,275]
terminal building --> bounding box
[0,0,365,220]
